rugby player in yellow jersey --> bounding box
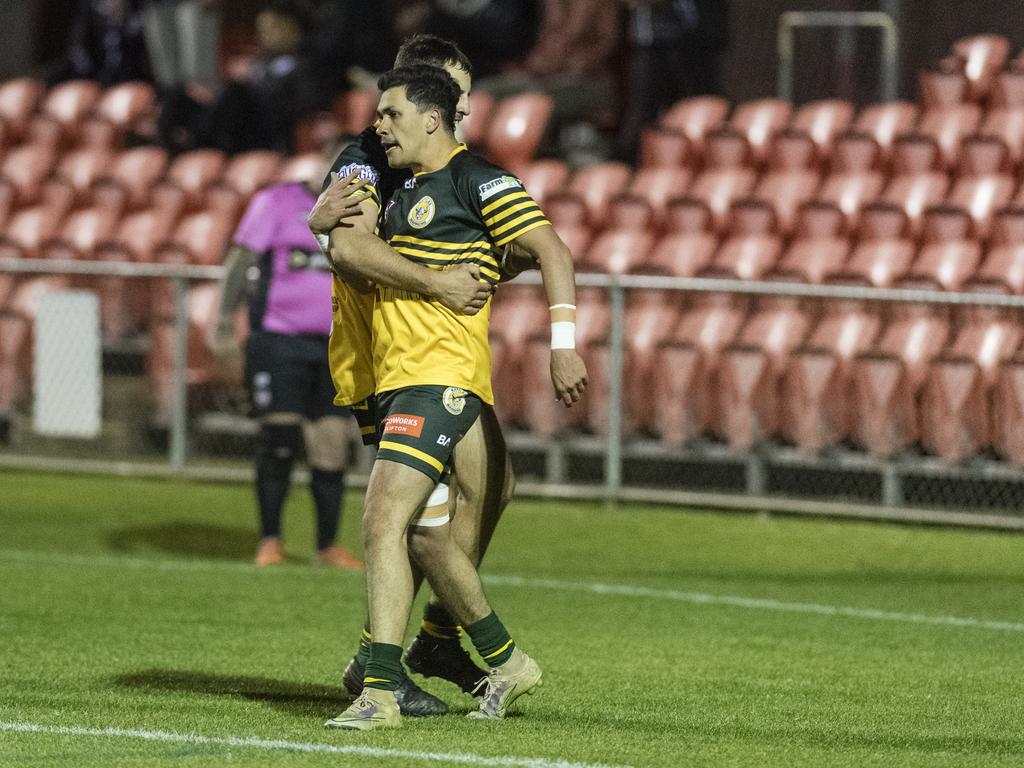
[323,65,586,731]
[309,36,537,718]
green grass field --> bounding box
[3,469,1024,767]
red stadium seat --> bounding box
[277,152,321,184]
[659,95,730,160]
[917,104,983,169]
[552,221,592,263]
[0,205,61,259]
[515,159,570,205]
[0,77,44,140]
[92,146,169,211]
[484,93,554,169]
[459,90,495,147]
[780,303,882,451]
[994,351,1024,464]
[40,205,119,261]
[791,99,855,159]
[639,127,689,168]
[688,137,758,232]
[901,237,982,294]
[335,88,378,136]
[80,81,156,147]
[716,300,812,447]
[816,132,885,228]
[645,230,718,277]
[0,144,56,205]
[0,178,15,231]
[946,147,1014,240]
[919,204,971,244]
[567,162,632,224]
[990,206,1024,245]
[578,228,656,275]
[829,203,913,288]
[918,58,968,109]
[771,204,849,284]
[881,160,950,238]
[626,167,692,229]
[953,34,1011,102]
[51,146,116,204]
[991,61,1024,108]
[921,306,1021,461]
[34,79,102,144]
[488,283,548,427]
[159,149,227,210]
[663,196,714,234]
[544,192,588,229]
[979,107,1024,165]
[700,200,781,281]
[606,194,654,231]
[654,296,746,444]
[851,306,950,455]
[729,98,793,165]
[155,209,236,266]
[219,150,282,200]
[854,101,919,159]
[753,169,820,235]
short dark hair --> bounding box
[394,34,473,78]
[377,65,460,134]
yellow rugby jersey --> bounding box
[323,128,410,406]
[374,145,550,404]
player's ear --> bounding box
[425,108,441,135]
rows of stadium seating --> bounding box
[5,33,1024,464]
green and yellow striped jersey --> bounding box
[374,144,550,404]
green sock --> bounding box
[420,602,460,641]
[363,642,404,691]
[354,620,372,668]
[464,612,515,667]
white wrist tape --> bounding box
[314,232,330,254]
[551,321,576,350]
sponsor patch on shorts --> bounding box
[478,175,522,201]
[382,413,425,437]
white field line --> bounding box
[0,721,632,768]
[2,547,1024,634]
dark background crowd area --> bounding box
[1,1,1024,163]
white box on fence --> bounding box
[33,290,102,438]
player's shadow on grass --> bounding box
[107,523,254,560]
[113,669,351,718]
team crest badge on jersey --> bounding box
[408,196,436,229]
[442,387,467,415]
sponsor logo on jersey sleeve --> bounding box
[478,175,523,201]
[336,163,380,187]
[408,196,436,229]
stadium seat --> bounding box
[851,305,950,455]
[729,98,794,165]
[49,146,116,206]
[158,149,227,210]
[0,205,61,259]
[567,162,632,224]
[40,205,119,261]
[921,305,1021,461]
[979,107,1024,164]
[853,101,919,159]
[578,228,657,275]
[625,167,692,228]
[716,299,812,447]
[459,89,495,147]
[606,194,654,231]
[699,200,781,280]
[34,79,102,144]
[918,204,972,243]
[991,61,1024,108]
[0,178,15,231]
[219,150,282,200]
[688,128,757,230]
[80,80,155,146]
[551,221,593,263]
[484,93,554,168]
[639,127,689,168]
[881,137,950,236]
[770,203,849,284]
[659,95,730,160]
[828,203,913,288]
[488,283,549,427]
[653,295,746,444]
[543,192,588,228]
[791,99,855,159]
[91,146,170,211]
[968,242,1024,295]
[946,138,1015,239]
[753,131,821,233]
[993,350,1024,463]
[335,88,379,136]
[589,288,683,435]
[0,77,44,140]
[0,143,56,205]
[901,222,982,294]
[644,229,718,277]
[917,104,983,169]
[990,206,1024,245]
[155,209,236,267]
[918,58,968,109]
[952,34,1011,102]
[815,132,885,228]
[515,159,570,205]
[662,196,714,234]
[277,152,321,184]
[780,302,882,452]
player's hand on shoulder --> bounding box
[498,242,541,282]
[434,264,493,316]
[307,172,372,234]
[550,349,588,407]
